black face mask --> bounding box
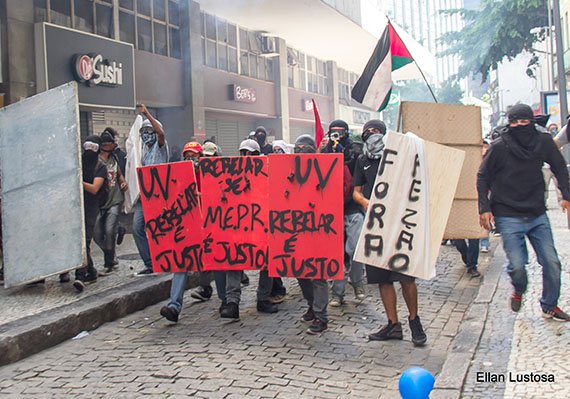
[255,133,266,146]
[510,124,537,148]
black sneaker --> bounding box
[306,319,328,335]
[368,321,403,341]
[467,267,481,278]
[409,316,427,346]
[301,306,315,322]
[219,300,227,315]
[190,285,213,301]
[241,272,250,286]
[73,280,85,293]
[135,268,153,276]
[511,292,523,312]
[116,226,126,245]
[160,306,179,323]
[220,302,240,321]
[257,300,278,314]
[59,272,71,283]
[542,306,570,322]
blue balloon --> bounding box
[399,367,435,399]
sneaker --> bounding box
[493,232,501,237]
[257,300,278,314]
[241,272,250,286]
[306,319,328,335]
[480,246,489,253]
[190,285,213,301]
[269,294,286,304]
[160,306,179,323]
[218,300,227,315]
[73,280,85,293]
[135,268,153,276]
[467,267,481,278]
[409,316,427,346]
[301,306,315,322]
[542,307,570,321]
[354,286,366,300]
[59,272,71,283]
[510,292,523,312]
[329,297,343,307]
[368,321,403,341]
[220,302,240,321]
[116,226,126,245]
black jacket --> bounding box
[477,127,570,217]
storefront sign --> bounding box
[353,109,371,124]
[230,84,257,103]
[302,99,314,112]
[35,23,135,109]
[72,54,123,86]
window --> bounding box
[51,0,72,27]
[201,13,241,75]
[287,47,307,90]
[96,3,113,38]
[154,22,167,56]
[137,0,151,16]
[170,27,181,59]
[137,17,152,51]
[74,0,94,33]
[119,11,136,45]
[34,0,49,23]
[153,0,166,21]
[119,0,134,9]
[168,0,179,26]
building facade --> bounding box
[0,0,412,155]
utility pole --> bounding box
[553,0,568,121]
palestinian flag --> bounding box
[351,21,413,112]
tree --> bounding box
[439,0,548,81]
[437,79,463,104]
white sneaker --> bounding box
[329,297,342,307]
[480,246,489,253]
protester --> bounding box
[133,104,168,276]
[272,140,291,154]
[478,104,570,321]
[105,127,127,246]
[352,120,427,345]
[452,239,481,277]
[320,119,365,306]
[218,138,277,321]
[254,126,273,155]
[292,134,330,334]
[93,129,128,274]
[480,139,491,253]
[160,142,206,322]
[73,135,108,292]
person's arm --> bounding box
[352,186,369,211]
[477,144,497,230]
[138,103,165,146]
[554,125,568,148]
[83,177,105,195]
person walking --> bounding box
[478,104,570,321]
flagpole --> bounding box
[413,60,438,103]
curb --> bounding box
[431,244,506,399]
[0,272,198,367]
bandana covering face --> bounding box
[363,133,385,159]
[141,131,157,146]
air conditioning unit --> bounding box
[261,36,276,54]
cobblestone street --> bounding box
[463,193,570,398]
[0,244,486,398]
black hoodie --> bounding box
[477,125,570,217]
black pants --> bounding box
[76,206,98,280]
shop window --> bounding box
[34,0,49,23]
[153,0,166,21]
[96,3,113,38]
[154,22,167,56]
[137,17,152,51]
[119,0,134,10]
[51,0,72,27]
[74,0,94,33]
[120,11,136,45]
[137,0,151,16]
[169,27,181,59]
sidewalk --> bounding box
[0,235,197,366]
[460,192,570,398]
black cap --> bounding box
[100,131,116,144]
[507,104,534,122]
[295,134,316,149]
[255,126,267,135]
[328,119,349,132]
[362,119,387,142]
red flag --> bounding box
[312,99,325,147]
